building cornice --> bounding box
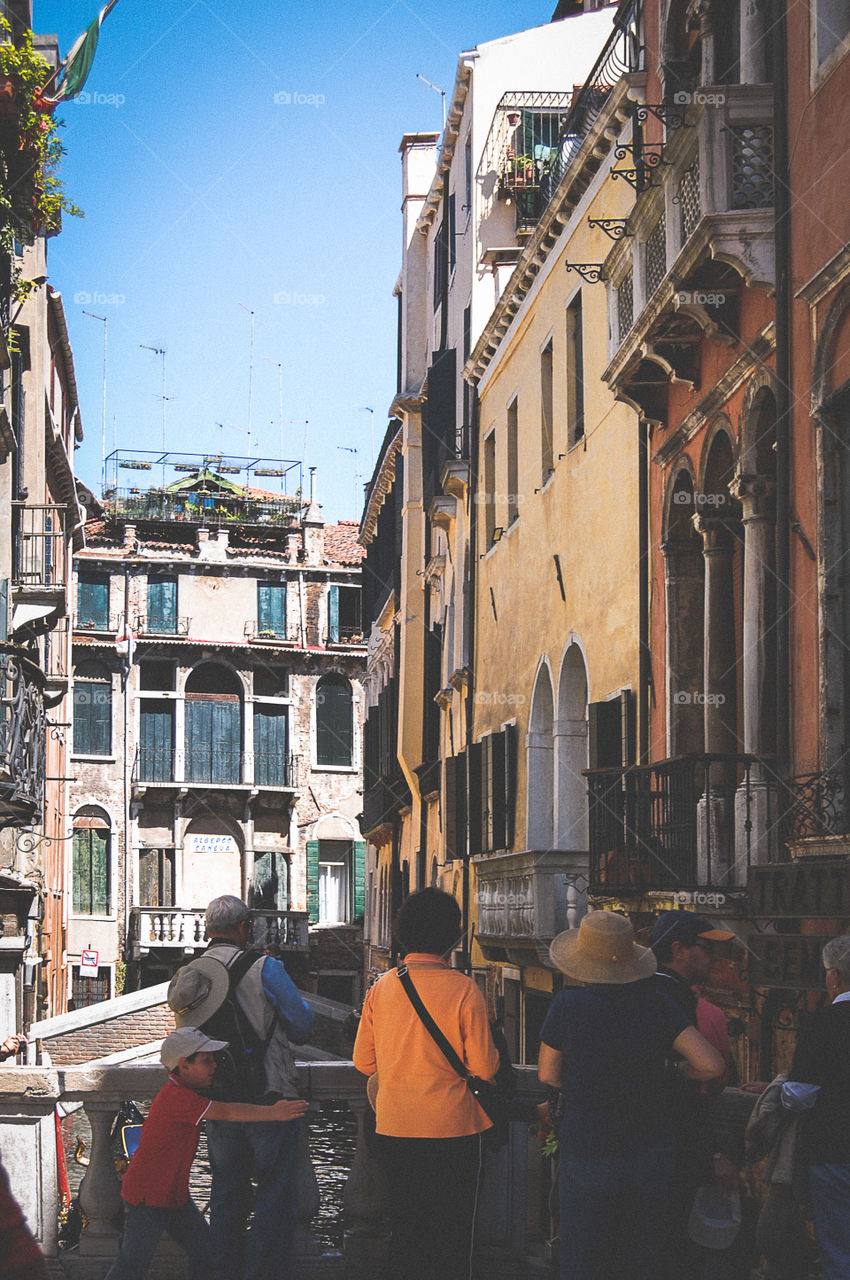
[414,60,475,235]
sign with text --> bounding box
[746,934,827,989]
[79,949,99,976]
[748,863,850,918]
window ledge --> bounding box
[70,755,118,764]
[312,764,357,774]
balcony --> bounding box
[0,644,45,828]
[132,747,298,790]
[472,849,587,965]
[586,753,771,896]
[482,91,574,234]
[74,611,120,635]
[133,613,191,638]
[11,503,67,631]
[108,485,299,527]
[244,619,299,644]
[128,907,310,957]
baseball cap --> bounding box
[650,909,735,950]
[161,1026,229,1070]
[688,1185,741,1249]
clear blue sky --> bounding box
[35,0,557,523]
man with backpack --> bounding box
[167,895,314,1280]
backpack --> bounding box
[195,948,276,1103]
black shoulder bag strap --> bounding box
[396,963,468,1080]
[209,944,277,1054]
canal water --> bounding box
[60,1102,357,1252]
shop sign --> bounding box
[746,934,827,989]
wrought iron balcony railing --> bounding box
[12,503,67,589]
[133,746,298,789]
[108,487,299,526]
[0,643,45,827]
[586,752,766,894]
[73,612,119,634]
[780,768,848,848]
[132,614,191,637]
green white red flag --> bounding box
[47,0,120,104]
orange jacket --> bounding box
[353,955,500,1138]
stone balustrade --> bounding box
[0,1062,554,1280]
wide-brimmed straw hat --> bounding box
[549,910,656,984]
[167,955,230,1027]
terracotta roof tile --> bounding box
[323,521,364,566]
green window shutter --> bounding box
[212,700,241,783]
[258,582,271,632]
[306,840,320,923]
[91,681,112,756]
[328,585,339,643]
[91,830,109,914]
[258,583,286,636]
[255,706,288,786]
[72,829,89,913]
[148,579,177,633]
[316,677,352,767]
[73,682,92,754]
[352,841,366,922]
[140,702,174,781]
[185,700,212,781]
[78,575,109,629]
[0,577,8,641]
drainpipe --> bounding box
[122,567,131,954]
[772,0,790,778]
[639,418,650,763]
[462,383,480,975]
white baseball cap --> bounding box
[688,1185,741,1250]
[161,1026,229,1070]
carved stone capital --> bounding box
[729,470,775,520]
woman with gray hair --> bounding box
[782,933,850,1279]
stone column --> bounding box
[525,732,554,850]
[694,515,738,883]
[343,1096,389,1275]
[662,537,705,756]
[729,472,776,871]
[554,718,588,851]
[739,0,769,83]
[77,1100,123,1256]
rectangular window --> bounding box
[147,577,177,634]
[185,698,241,783]
[254,705,289,786]
[318,840,351,924]
[541,339,554,480]
[257,581,287,637]
[465,135,472,215]
[507,398,519,525]
[73,827,109,915]
[484,430,496,548]
[329,584,362,643]
[71,965,110,1008]
[138,847,175,907]
[76,573,110,630]
[254,849,289,910]
[73,679,112,756]
[448,192,456,276]
[139,701,174,782]
[433,219,446,311]
[567,293,585,446]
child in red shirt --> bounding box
[106,1026,308,1280]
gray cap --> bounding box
[161,1026,228,1070]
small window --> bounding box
[257,581,287,637]
[72,809,111,915]
[318,844,350,923]
[541,340,554,481]
[73,661,112,756]
[507,399,519,525]
[138,847,174,907]
[76,572,110,630]
[567,293,585,446]
[71,965,110,1008]
[316,674,353,767]
[328,584,362,643]
[483,430,496,548]
[147,577,177,634]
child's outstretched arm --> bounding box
[206,1098,309,1123]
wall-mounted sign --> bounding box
[79,949,99,976]
[748,863,850,918]
[185,834,239,855]
[746,934,828,989]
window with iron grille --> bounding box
[617,269,634,346]
[645,215,666,298]
[731,126,774,210]
[679,157,701,242]
[71,966,110,1008]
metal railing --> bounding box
[134,746,298,789]
[586,752,763,893]
[0,643,45,826]
[108,487,300,526]
[780,768,848,846]
[73,611,119,634]
[12,503,67,588]
[133,613,191,637]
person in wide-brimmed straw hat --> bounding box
[538,911,724,1280]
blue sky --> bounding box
[34,0,561,524]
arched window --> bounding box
[72,807,111,915]
[316,674,353,767]
[73,660,112,756]
[185,663,242,783]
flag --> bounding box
[48,0,120,104]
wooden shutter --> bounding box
[258,582,272,632]
[73,682,91,755]
[589,700,623,769]
[255,706,288,785]
[491,731,508,851]
[212,701,241,783]
[352,841,366,921]
[258,583,286,636]
[73,828,108,914]
[72,828,89,913]
[468,740,484,858]
[0,577,7,641]
[78,575,108,629]
[505,722,518,848]
[149,578,176,633]
[91,830,108,914]
[306,839,320,923]
[140,702,174,782]
[328,585,339,643]
[185,700,211,781]
[317,679,352,767]
[444,751,464,860]
[91,681,111,755]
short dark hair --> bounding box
[393,888,463,957]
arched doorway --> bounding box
[527,664,554,850]
[555,645,588,851]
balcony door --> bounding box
[184,663,242,783]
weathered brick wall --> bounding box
[304,581,322,645]
[45,1003,174,1065]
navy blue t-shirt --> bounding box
[540,980,691,1157]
